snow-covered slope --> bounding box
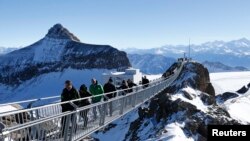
[223,93,250,124]
[146,122,194,141]
[91,62,240,141]
[210,71,250,94]
[210,71,250,123]
[92,109,139,141]
[0,69,110,103]
[124,38,250,68]
[128,54,176,74]
[0,23,131,103]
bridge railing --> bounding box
[0,77,163,109]
[0,62,184,141]
[0,77,165,129]
[0,75,177,141]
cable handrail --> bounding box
[0,77,165,117]
[0,62,185,140]
[0,79,165,135]
[0,95,60,107]
[1,76,173,136]
[0,78,163,108]
[0,76,177,137]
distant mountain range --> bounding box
[2,35,250,74]
[124,38,250,69]
[128,54,176,74]
[202,61,248,72]
[127,54,248,74]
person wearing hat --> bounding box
[103,77,117,116]
[78,84,91,128]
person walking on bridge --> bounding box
[118,80,129,95]
[127,79,137,93]
[103,78,117,116]
[60,80,80,136]
[89,78,104,120]
[78,84,91,128]
[61,80,80,112]
[142,76,150,88]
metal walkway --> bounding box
[0,63,184,141]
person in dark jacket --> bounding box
[103,78,117,99]
[61,80,80,112]
[103,78,117,116]
[142,76,150,88]
[60,80,80,136]
[118,80,129,95]
[78,84,91,128]
[127,79,137,93]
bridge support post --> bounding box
[62,115,71,141]
[132,94,136,107]
[99,104,106,126]
[119,98,125,115]
[68,113,77,141]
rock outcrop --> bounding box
[163,62,215,96]
[237,86,249,94]
[123,62,239,141]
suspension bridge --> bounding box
[0,62,184,141]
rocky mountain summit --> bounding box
[0,24,131,85]
[94,62,243,141]
[46,24,80,41]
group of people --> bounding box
[60,76,150,134]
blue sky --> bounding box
[0,0,250,49]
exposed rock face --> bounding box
[215,82,250,103]
[182,90,193,100]
[237,86,249,94]
[124,89,239,141]
[46,23,80,41]
[163,62,215,96]
[200,92,215,105]
[0,24,131,85]
[216,92,238,103]
[123,62,239,141]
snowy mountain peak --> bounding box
[45,23,80,41]
[125,38,250,68]
[235,37,249,43]
[0,24,131,85]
